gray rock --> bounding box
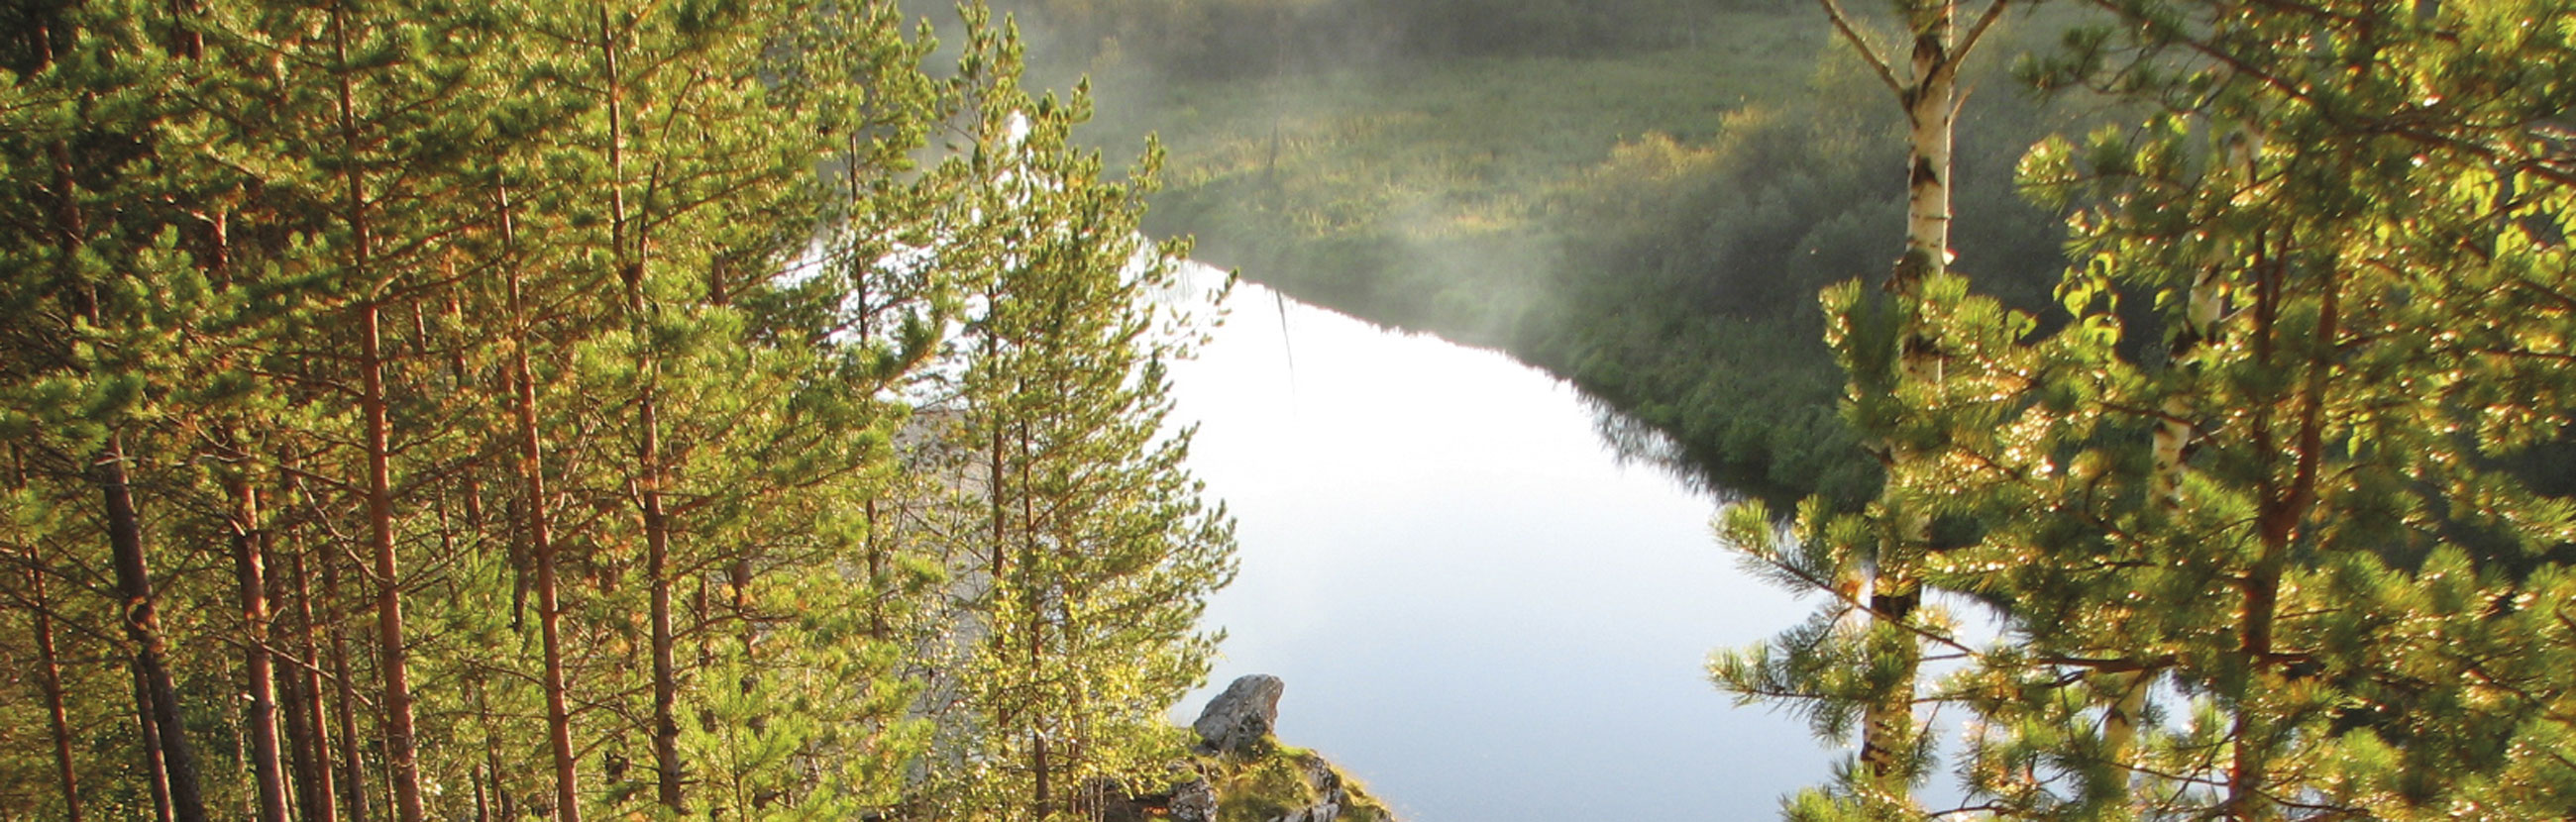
[1168,775,1218,822]
[1296,752,1342,799]
[1271,753,1345,822]
[1193,674,1285,754]
[1272,802,1339,822]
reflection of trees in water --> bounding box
[1583,394,1736,502]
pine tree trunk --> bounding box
[591,8,687,808]
[646,407,683,815]
[485,737,514,822]
[845,134,894,642]
[329,4,425,817]
[277,608,329,822]
[41,12,206,808]
[99,435,212,822]
[503,187,585,822]
[2225,256,2330,822]
[231,482,291,822]
[287,549,341,822]
[359,300,426,822]
[322,553,372,822]
[135,663,177,822]
[1022,422,1050,822]
[12,448,84,822]
[29,552,86,822]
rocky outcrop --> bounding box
[1111,674,1393,822]
[1168,774,1218,822]
[1192,674,1285,754]
[1271,752,1348,822]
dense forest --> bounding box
[0,2,1235,821]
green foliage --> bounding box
[893,15,1237,821]
[1731,0,2576,818]
[0,2,1234,821]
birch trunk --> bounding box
[1812,0,2012,802]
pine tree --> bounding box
[0,3,251,817]
[1755,0,2576,819]
[926,17,1237,819]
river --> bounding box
[1161,263,1830,822]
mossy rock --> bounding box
[1203,739,1394,822]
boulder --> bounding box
[1193,674,1285,754]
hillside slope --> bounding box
[1016,0,2103,504]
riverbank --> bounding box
[1025,2,2101,506]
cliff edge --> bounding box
[1106,675,1396,822]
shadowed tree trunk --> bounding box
[323,551,371,822]
[98,435,211,822]
[134,662,175,822]
[230,479,290,822]
[282,547,339,822]
[28,547,86,822]
[41,6,208,807]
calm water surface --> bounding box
[1162,264,1831,822]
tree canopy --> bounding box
[1718,1,2576,819]
[0,2,1234,821]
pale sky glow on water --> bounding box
[1161,263,1832,822]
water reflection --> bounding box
[1163,263,1830,822]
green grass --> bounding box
[1204,740,1394,822]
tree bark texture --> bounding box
[99,437,212,822]
[29,555,87,822]
[232,483,291,822]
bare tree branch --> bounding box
[1953,0,2016,75]
[1820,0,1906,98]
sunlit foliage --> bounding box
[1724,0,2576,819]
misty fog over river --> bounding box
[1161,263,1829,822]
